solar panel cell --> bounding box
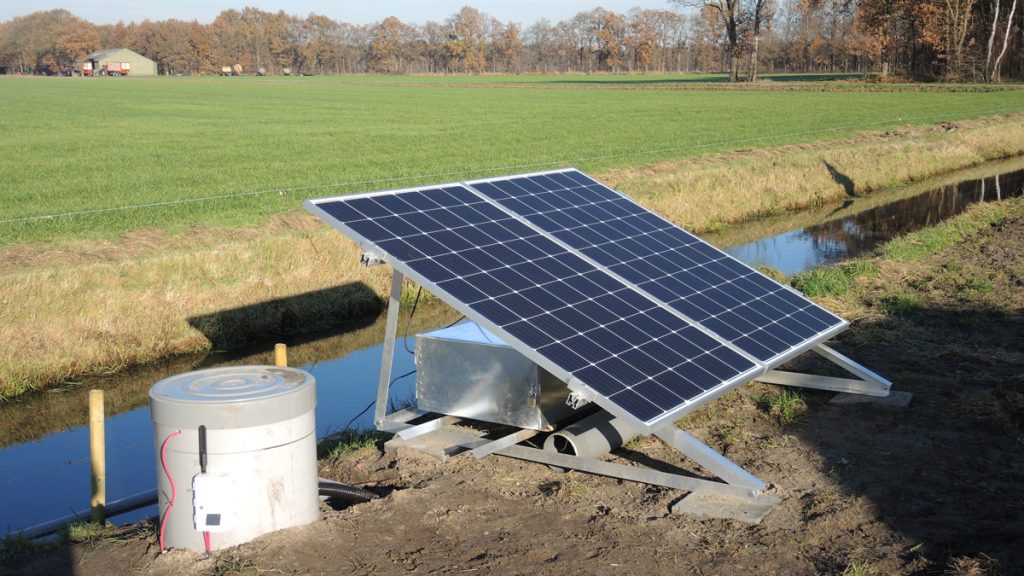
[608,389,665,421]
[536,342,589,371]
[436,278,487,304]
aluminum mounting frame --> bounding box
[756,344,892,397]
[367,266,892,521]
[383,412,778,522]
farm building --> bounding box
[83,48,157,77]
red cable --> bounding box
[158,430,182,553]
[203,531,212,555]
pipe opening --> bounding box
[551,434,577,456]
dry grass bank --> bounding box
[603,112,1024,233]
[2,114,1023,400]
[0,217,390,399]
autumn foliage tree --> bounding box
[0,3,1020,80]
[368,16,408,74]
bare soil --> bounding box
[5,215,1022,576]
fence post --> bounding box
[89,389,106,524]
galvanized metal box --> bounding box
[415,322,576,431]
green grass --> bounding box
[58,520,130,543]
[754,389,808,425]
[1,75,1022,246]
[876,294,924,318]
[301,71,863,83]
[791,261,880,297]
[317,428,390,460]
[0,532,40,561]
[881,202,1013,261]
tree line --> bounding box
[0,1,1021,81]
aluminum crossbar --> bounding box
[492,445,759,499]
[471,429,538,459]
[397,416,460,440]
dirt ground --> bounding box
[4,213,1022,576]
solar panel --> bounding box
[306,170,848,433]
[308,183,762,431]
[466,169,847,365]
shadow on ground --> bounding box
[187,282,382,353]
[824,160,857,197]
[783,301,1023,572]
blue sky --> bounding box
[5,1,677,25]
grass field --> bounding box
[2,74,1022,246]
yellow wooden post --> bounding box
[274,343,288,367]
[89,389,106,524]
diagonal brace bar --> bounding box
[471,429,538,459]
[758,343,891,398]
[492,444,758,499]
[654,427,766,490]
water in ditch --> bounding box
[711,157,1024,275]
[2,157,1022,536]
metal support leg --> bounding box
[377,408,429,433]
[758,343,892,397]
[374,270,405,427]
[654,427,766,490]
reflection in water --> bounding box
[725,168,1024,275]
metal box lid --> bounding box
[418,322,508,347]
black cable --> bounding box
[443,315,466,329]
[402,286,423,354]
[340,368,417,432]
[340,310,465,433]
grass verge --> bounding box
[2,116,1023,400]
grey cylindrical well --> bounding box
[150,366,319,552]
[543,411,640,471]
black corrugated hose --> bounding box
[318,478,378,502]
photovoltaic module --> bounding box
[306,169,847,433]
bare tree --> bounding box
[943,0,977,80]
[672,0,742,80]
[747,0,775,81]
[992,0,1018,80]
[985,0,1001,79]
